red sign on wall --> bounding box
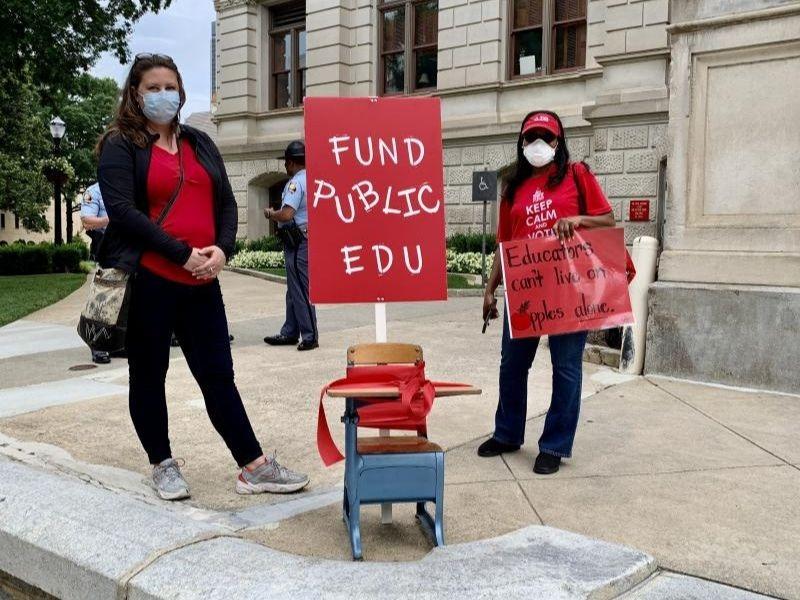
[629,199,650,222]
[304,97,447,304]
[500,227,634,339]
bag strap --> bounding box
[154,140,185,226]
[571,161,587,216]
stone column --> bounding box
[306,0,375,97]
[645,1,800,393]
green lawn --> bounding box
[0,273,86,327]
[252,268,481,290]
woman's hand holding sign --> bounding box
[552,216,582,242]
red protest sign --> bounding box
[304,97,447,304]
[500,227,634,339]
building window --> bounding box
[510,0,586,79]
[380,1,438,95]
[269,2,306,109]
[15,213,20,229]
[1,213,5,229]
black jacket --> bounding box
[96,125,238,272]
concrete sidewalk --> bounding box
[0,271,797,599]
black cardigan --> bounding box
[96,125,238,273]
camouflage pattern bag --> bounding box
[77,267,132,352]
[78,143,185,352]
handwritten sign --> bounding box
[500,227,634,339]
[304,97,447,304]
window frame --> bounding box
[507,0,587,81]
[378,0,438,96]
[269,3,306,110]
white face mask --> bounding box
[523,139,557,167]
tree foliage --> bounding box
[0,0,173,98]
[0,0,172,231]
[0,69,51,231]
[50,74,120,204]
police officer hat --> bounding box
[278,140,305,161]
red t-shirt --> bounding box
[497,162,612,243]
[140,139,216,285]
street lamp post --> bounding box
[48,117,66,245]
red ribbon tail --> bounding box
[317,384,345,466]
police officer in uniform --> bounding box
[263,140,318,351]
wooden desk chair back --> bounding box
[347,343,423,367]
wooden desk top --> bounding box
[326,385,482,399]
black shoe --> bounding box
[229,334,234,343]
[264,334,299,346]
[91,351,110,364]
[533,452,561,474]
[297,340,319,351]
[477,438,520,457]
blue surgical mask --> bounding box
[140,90,180,124]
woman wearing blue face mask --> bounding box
[478,110,616,474]
[96,54,309,500]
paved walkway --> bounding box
[0,271,797,599]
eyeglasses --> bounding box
[523,131,557,144]
[134,53,174,63]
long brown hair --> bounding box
[97,54,186,153]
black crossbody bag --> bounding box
[77,144,185,352]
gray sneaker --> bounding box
[152,458,190,501]
[236,452,310,494]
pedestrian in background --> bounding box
[478,110,616,475]
[81,182,109,261]
[263,140,319,351]
[80,182,111,364]
[96,53,309,500]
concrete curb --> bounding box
[224,266,487,297]
[0,457,657,600]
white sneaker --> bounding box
[236,453,309,494]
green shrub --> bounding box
[246,235,283,252]
[0,240,88,276]
[52,242,88,273]
[446,232,496,254]
[0,244,51,275]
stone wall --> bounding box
[306,0,375,97]
[437,0,502,90]
[589,122,666,240]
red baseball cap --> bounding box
[521,112,561,137]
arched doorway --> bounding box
[246,172,289,240]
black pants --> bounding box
[126,268,263,467]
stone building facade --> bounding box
[212,0,670,241]
[213,0,800,392]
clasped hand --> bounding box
[183,246,226,280]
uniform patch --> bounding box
[288,182,297,193]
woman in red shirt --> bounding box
[478,111,616,474]
[97,54,308,500]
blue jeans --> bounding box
[493,314,588,458]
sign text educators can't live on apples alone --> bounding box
[500,227,634,339]
[304,97,447,304]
